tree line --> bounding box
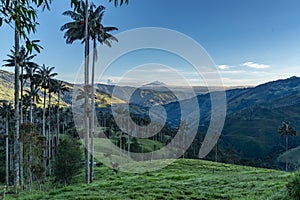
[0,0,129,191]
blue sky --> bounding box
[1,0,300,86]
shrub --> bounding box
[287,172,300,200]
[54,137,82,186]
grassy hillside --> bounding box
[5,159,291,200]
[0,70,15,103]
[222,104,300,159]
[0,70,125,107]
[278,146,300,166]
[96,84,179,107]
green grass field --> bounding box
[4,159,292,200]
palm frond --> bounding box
[60,22,81,31]
[108,0,129,7]
[62,10,83,21]
[103,26,118,32]
[93,5,105,18]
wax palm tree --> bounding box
[61,0,91,183]
[23,63,40,124]
[3,46,38,187]
[88,5,118,183]
[3,46,38,123]
[22,93,31,121]
[0,101,14,186]
[70,0,128,11]
[37,65,57,137]
[47,81,57,175]
[37,64,57,175]
[63,0,127,184]
[52,80,69,146]
[278,121,297,171]
[1,0,52,188]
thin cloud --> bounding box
[241,62,271,69]
[218,65,230,70]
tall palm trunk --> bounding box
[13,5,21,189]
[84,0,90,184]
[20,68,24,124]
[285,135,288,171]
[215,142,218,162]
[5,114,9,186]
[127,118,130,159]
[56,93,60,146]
[48,91,52,175]
[43,88,46,137]
[90,38,96,183]
[19,67,24,188]
[29,82,34,124]
[28,80,34,187]
[42,88,47,177]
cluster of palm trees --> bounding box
[0,0,128,189]
[0,101,14,186]
[1,45,70,189]
[0,0,54,190]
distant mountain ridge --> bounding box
[1,69,299,166]
[160,76,300,161]
[143,81,168,87]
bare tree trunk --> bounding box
[285,135,288,171]
[29,82,34,188]
[20,67,24,124]
[13,10,21,189]
[5,116,9,186]
[19,71,24,187]
[43,88,47,179]
[48,92,52,175]
[84,0,90,184]
[128,136,130,159]
[215,142,218,162]
[43,88,46,139]
[20,133,24,188]
[28,143,33,191]
[29,81,34,123]
[90,39,96,183]
[127,118,130,159]
[182,132,185,159]
[19,67,24,188]
[56,93,60,146]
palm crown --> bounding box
[61,1,118,47]
[278,121,297,137]
[0,101,14,119]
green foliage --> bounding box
[54,137,82,186]
[70,0,128,11]
[20,123,46,183]
[108,0,129,7]
[287,172,300,200]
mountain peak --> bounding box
[287,76,299,80]
[143,81,167,87]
